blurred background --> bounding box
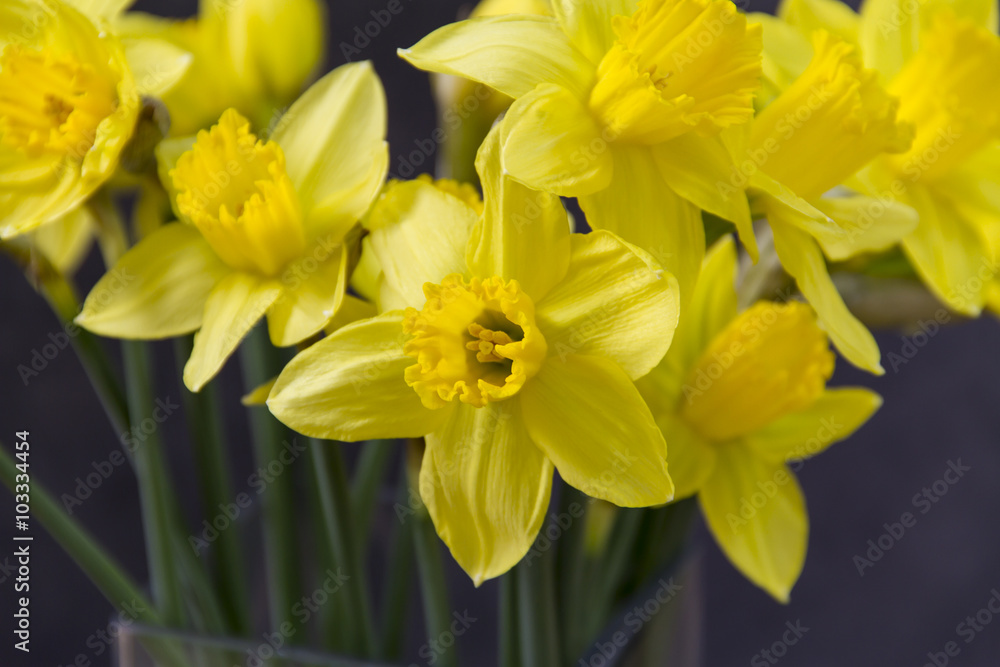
[2,0,1000,665]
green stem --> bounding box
[175,336,250,634]
[555,486,589,661]
[0,443,158,621]
[171,537,229,635]
[122,340,185,627]
[499,573,521,667]
[0,445,187,667]
[378,483,415,661]
[587,508,646,639]
[87,189,129,264]
[6,244,130,434]
[350,439,396,542]
[633,500,697,589]
[310,439,377,657]
[307,463,347,653]
[239,326,301,634]
[516,547,561,667]
[410,470,457,667]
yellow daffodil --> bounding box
[118,0,325,135]
[76,62,389,392]
[722,29,917,374]
[267,125,678,585]
[0,0,190,239]
[400,0,765,299]
[638,237,881,601]
[771,0,1000,316]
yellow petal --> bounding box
[901,185,991,316]
[272,62,388,239]
[750,171,838,232]
[67,0,133,19]
[242,378,276,406]
[351,236,383,304]
[639,237,740,412]
[154,135,196,222]
[858,0,919,78]
[811,195,918,260]
[268,312,450,441]
[551,0,639,64]
[420,400,553,585]
[746,388,882,462]
[700,445,807,602]
[365,179,477,309]
[29,206,94,275]
[521,353,673,507]
[652,135,756,258]
[653,413,716,501]
[324,294,378,335]
[76,223,228,339]
[122,37,193,96]
[0,166,81,239]
[469,124,571,300]
[500,83,613,197]
[266,242,348,347]
[779,0,859,44]
[399,15,596,99]
[226,0,325,104]
[751,13,812,97]
[579,145,705,303]
[536,231,680,380]
[184,273,282,391]
[770,217,883,374]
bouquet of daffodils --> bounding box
[1,0,997,664]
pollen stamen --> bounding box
[403,275,548,409]
[467,323,514,364]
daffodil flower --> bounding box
[637,237,881,601]
[723,29,916,374]
[76,62,389,392]
[770,0,1000,316]
[400,0,764,299]
[117,0,325,136]
[0,0,190,239]
[267,125,678,585]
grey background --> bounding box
[2,0,999,665]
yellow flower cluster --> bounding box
[6,0,994,602]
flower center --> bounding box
[680,301,834,442]
[0,45,117,157]
[403,275,547,409]
[172,108,306,277]
[884,13,1000,181]
[588,0,762,145]
[749,32,913,200]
